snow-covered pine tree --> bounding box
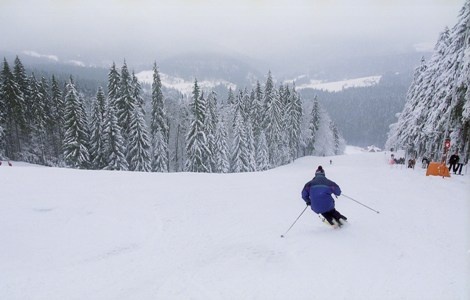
[13,57,32,149]
[128,102,151,172]
[251,81,264,141]
[386,0,470,160]
[330,120,342,155]
[263,71,283,166]
[107,62,121,109]
[103,103,128,171]
[13,56,29,97]
[152,129,168,172]
[206,90,218,171]
[306,96,321,155]
[150,62,169,172]
[231,108,250,172]
[127,72,151,171]
[185,80,212,172]
[227,87,235,105]
[173,97,190,172]
[90,87,108,169]
[28,73,47,164]
[0,64,5,158]
[1,58,26,159]
[214,119,230,173]
[255,130,270,171]
[63,77,90,169]
[286,84,302,161]
[116,61,135,150]
[49,75,64,158]
[313,107,334,156]
[278,84,291,164]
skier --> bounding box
[301,166,347,228]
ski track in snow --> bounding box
[0,148,469,300]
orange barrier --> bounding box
[426,162,450,177]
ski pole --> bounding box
[342,194,380,214]
[281,205,309,238]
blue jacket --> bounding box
[301,174,341,214]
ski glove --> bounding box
[306,201,311,206]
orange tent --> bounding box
[426,162,450,177]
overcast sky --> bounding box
[0,0,464,67]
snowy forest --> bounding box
[386,1,470,162]
[0,58,345,172]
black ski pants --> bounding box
[321,209,347,225]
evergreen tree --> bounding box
[49,75,64,158]
[90,87,108,169]
[13,56,29,99]
[227,87,235,105]
[264,71,283,166]
[116,61,135,148]
[152,130,168,172]
[330,121,341,155]
[0,64,4,158]
[287,84,302,160]
[307,96,321,155]
[103,103,128,171]
[185,80,212,172]
[128,103,151,172]
[251,81,264,140]
[386,1,470,160]
[63,78,90,169]
[206,90,218,171]
[127,71,151,171]
[107,62,121,108]
[28,73,48,163]
[255,130,270,171]
[150,62,169,171]
[231,108,250,172]
[214,119,230,173]
[1,58,25,158]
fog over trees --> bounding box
[0,57,345,172]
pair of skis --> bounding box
[318,215,347,229]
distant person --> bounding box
[301,166,347,228]
[407,158,416,169]
[448,151,460,174]
[422,157,429,169]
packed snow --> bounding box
[1,147,469,300]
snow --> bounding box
[296,75,382,92]
[1,148,469,300]
[135,70,237,96]
[22,50,59,62]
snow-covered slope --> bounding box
[136,70,237,95]
[136,69,381,95]
[296,75,382,92]
[1,148,469,299]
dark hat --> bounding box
[315,166,325,176]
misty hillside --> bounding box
[300,72,411,148]
[1,49,423,149]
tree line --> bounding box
[386,1,470,162]
[0,57,345,172]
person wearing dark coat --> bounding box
[448,152,460,174]
[301,166,347,228]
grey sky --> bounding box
[0,0,464,67]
